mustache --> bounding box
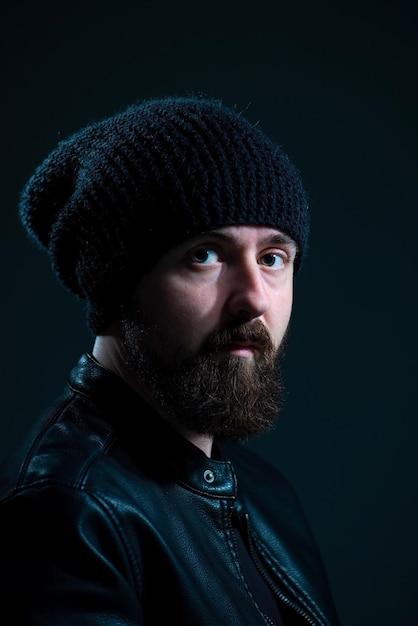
[200,320,275,355]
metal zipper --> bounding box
[261,612,277,626]
[241,512,321,626]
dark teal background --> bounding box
[2,2,417,624]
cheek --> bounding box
[169,289,217,341]
[142,281,215,354]
[268,291,293,345]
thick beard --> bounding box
[121,307,288,442]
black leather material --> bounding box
[0,354,340,625]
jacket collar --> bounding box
[67,353,237,498]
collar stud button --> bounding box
[204,469,215,484]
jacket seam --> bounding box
[222,502,275,625]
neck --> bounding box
[92,334,214,457]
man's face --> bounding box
[121,225,297,441]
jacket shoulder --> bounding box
[0,385,117,499]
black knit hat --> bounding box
[19,95,309,334]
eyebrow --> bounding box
[201,229,298,250]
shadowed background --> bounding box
[2,1,417,624]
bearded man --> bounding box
[0,96,341,626]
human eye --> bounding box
[259,251,287,269]
[189,247,220,265]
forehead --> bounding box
[186,224,297,249]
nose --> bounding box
[226,261,270,322]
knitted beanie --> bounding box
[19,95,309,334]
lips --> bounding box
[227,341,259,350]
[221,340,261,358]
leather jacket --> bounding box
[0,353,340,625]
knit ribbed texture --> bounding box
[19,96,309,333]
